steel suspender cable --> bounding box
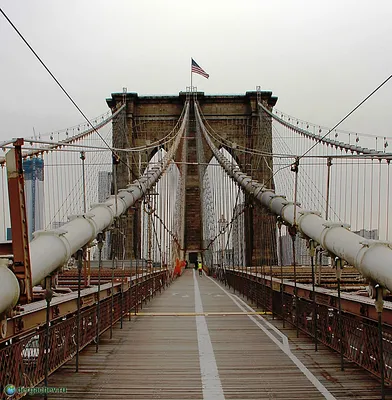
[387,163,390,241]
[377,160,382,239]
[195,99,392,294]
[370,160,374,233]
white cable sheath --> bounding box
[195,102,392,293]
[0,104,189,314]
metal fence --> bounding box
[0,270,168,399]
[224,270,392,384]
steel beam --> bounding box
[6,139,33,304]
[0,241,13,256]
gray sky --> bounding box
[1,0,391,142]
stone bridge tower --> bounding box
[106,90,278,266]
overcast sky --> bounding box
[1,0,391,143]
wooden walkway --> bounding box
[42,269,390,399]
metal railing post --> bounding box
[309,240,318,351]
[75,249,83,372]
[96,233,104,353]
[335,257,344,371]
[44,277,53,398]
[375,285,385,400]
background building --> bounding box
[353,229,379,240]
[231,203,246,267]
[280,234,311,266]
[23,158,45,241]
[94,171,113,259]
[51,221,66,230]
[98,171,112,203]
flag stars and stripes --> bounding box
[191,58,209,79]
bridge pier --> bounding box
[107,90,279,266]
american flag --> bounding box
[191,58,209,79]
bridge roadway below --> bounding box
[43,269,389,399]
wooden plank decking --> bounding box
[40,269,391,399]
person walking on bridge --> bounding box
[198,261,203,277]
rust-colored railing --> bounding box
[224,270,392,384]
[0,270,168,399]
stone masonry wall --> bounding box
[107,91,278,265]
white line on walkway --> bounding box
[232,293,290,351]
[193,270,225,400]
[207,275,337,400]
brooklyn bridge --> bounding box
[1,86,392,399]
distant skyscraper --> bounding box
[97,171,112,259]
[23,158,45,241]
[280,234,329,266]
[51,221,66,230]
[98,171,112,203]
[353,229,379,240]
[232,203,246,267]
[280,234,311,266]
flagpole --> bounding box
[190,58,193,93]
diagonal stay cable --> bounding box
[257,73,392,190]
[2,0,189,198]
[299,73,392,159]
[0,7,115,152]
